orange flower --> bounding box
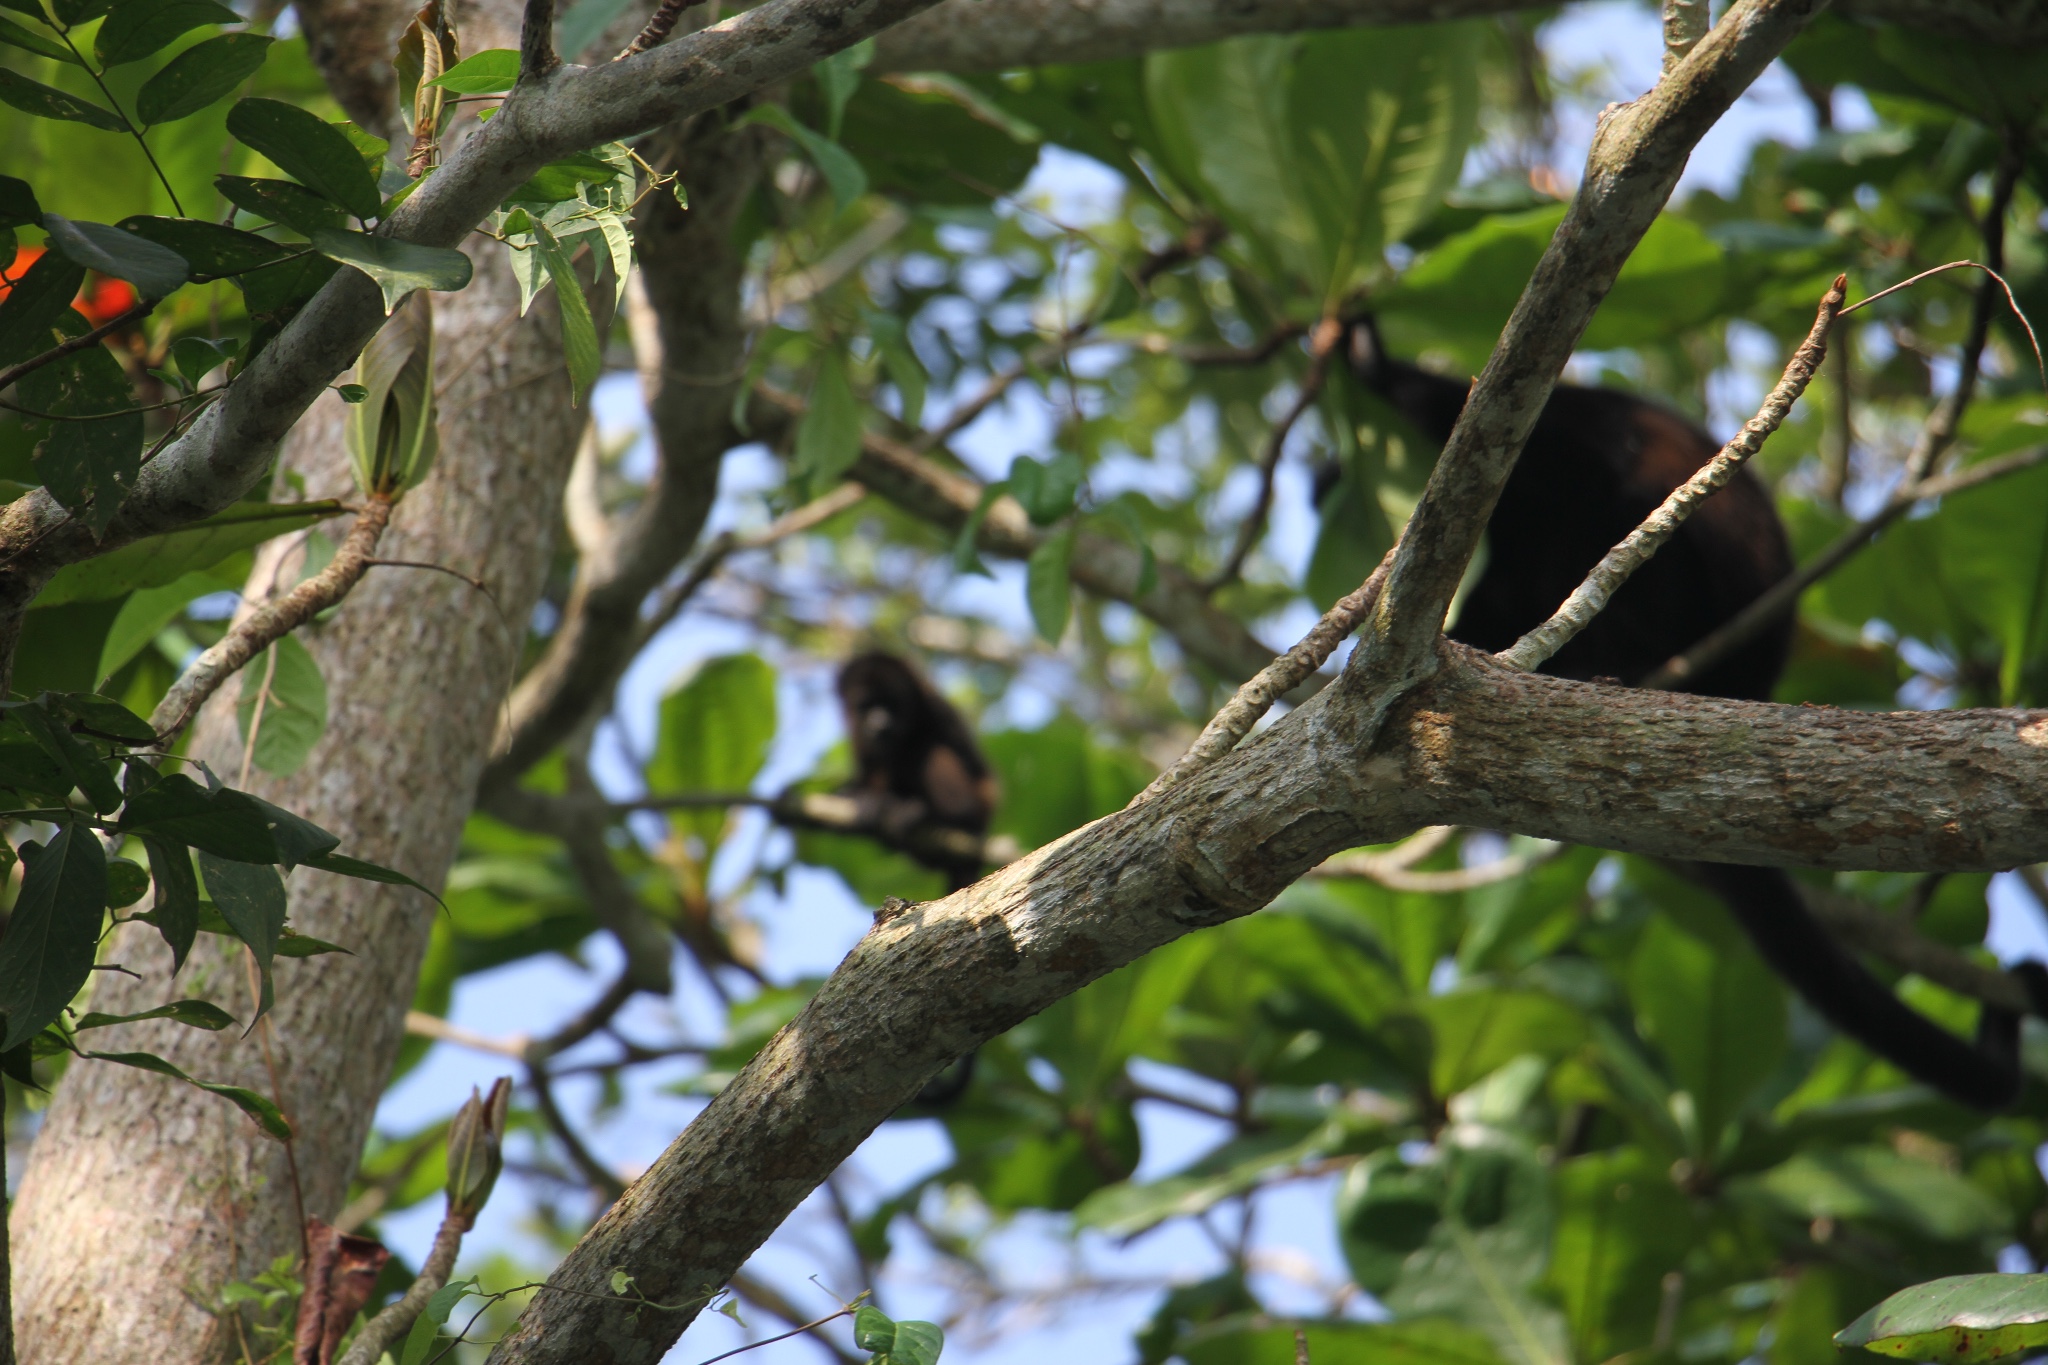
[0,244,142,326]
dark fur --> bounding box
[1344,319,2039,1109]
[836,652,997,1106]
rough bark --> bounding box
[485,643,2048,1365]
[9,206,597,1365]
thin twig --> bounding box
[529,1060,627,1202]
[406,1010,531,1060]
[689,1306,861,1365]
[1134,547,1396,804]
[1312,840,1566,892]
[150,495,395,747]
[1203,315,1343,592]
[1838,260,2042,384]
[333,1203,475,1365]
[0,300,154,392]
[635,483,867,647]
[1649,151,2029,691]
[1501,275,1844,674]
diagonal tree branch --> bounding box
[1352,0,1824,699]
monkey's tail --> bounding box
[1694,862,2046,1111]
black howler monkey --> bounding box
[835,651,998,892]
[1342,319,2045,1110]
[835,651,997,1104]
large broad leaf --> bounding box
[0,68,123,131]
[1836,1275,2048,1364]
[1735,1146,2012,1245]
[650,653,777,853]
[197,852,286,1017]
[115,215,290,280]
[235,632,328,777]
[1144,38,1314,285]
[1626,913,1785,1151]
[1026,524,1076,644]
[982,714,1151,851]
[1284,24,1479,296]
[136,32,275,126]
[0,825,108,1050]
[33,499,345,607]
[227,98,383,220]
[736,104,868,211]
[1417,987,1586,1098]
[1376,208,1726,369]
[43,214,190,299]
[118,775,283,863]
[1545,1147,1695,1362]
[94,0,241,65]
[19,340,143,538]
[0,174,43,228]
[311,228,471,314]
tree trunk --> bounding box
[8,242,593,1365]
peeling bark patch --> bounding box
[2021,718,2048,748]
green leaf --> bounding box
[140,834,200,971]
[21,341,144,537]
[1417,987,1586,1097]
[50,0,111,22]
[0,826,107,1049]
[1284,24,1480,294]
[197,852,285,1017]
[886,1320,944,1365]
[300,849,438,900]
[274,926,351,958]
[738,104,868,211]
[119,774,282,862]
[1736,1146,2010,1245]
[1836,1274,2048,1364]
[554,0,634,58]
[1545,1147,1694,1363]
[226,98,382,220]
[75,998,236,1031]
[43,214,189,298]
[52,692,155,744]
[234,633,328,777]
[853,1306,897,1353]
[865,309,924,426]
[119,217,287,282]
[0,68,124,130]
[795,349,862,484]
[506,151,620,204]
[651,653,777,851]
[1626,913,1784,1149]
[167,333,238,383]
[1007,452,1082,526]
[0,173,42,228]
[136,32,274,125]
[79,1048,291,1139]
[9,696,122,812]
[530,222,596,398]
[34,500,344,608]
[237,252,342,328]
[310,227,471,314]
[1026,524,1076,643]
[1180,1318,1504,1365]
[950,480,1006,577]
[216,175,348,237]
[425,47,519,93]
[94,0,240,65]
[103,855,149,907]
[400,1277,478,1365]
[0,247,84,365]
[0,13,79,63]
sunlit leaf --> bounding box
[1837,1274,2048,1364]
[311,227,471,313]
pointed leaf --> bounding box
[34,499,345,608]
[531,222,596,397]
[216,174,348,236]
[0,173,42,228]
[136,32,274,126]
[227,98,382,219]
[75,998,236,1031]
[234,633,328,777]
[274,927,351,958]
[0,14,79,64]
[310,227,471,313]
[0,826,108,1050]
[0,68,123,130]
[118,774,278,862]
[43,214,189,298]
[300,849,439,901]
[117,216,287,280]
[197,852,285,1017]
[738,104,867,211]
[888,1321,944,1365]
[1837,1274,2048,1364]
[10,698,122,812]
[425,47,518,93]
[140,834,200,971]
[795,349,861,484]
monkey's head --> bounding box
[836,652,931,761]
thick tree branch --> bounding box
[485,642,2048,1364]
[1357,0,1824,694]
